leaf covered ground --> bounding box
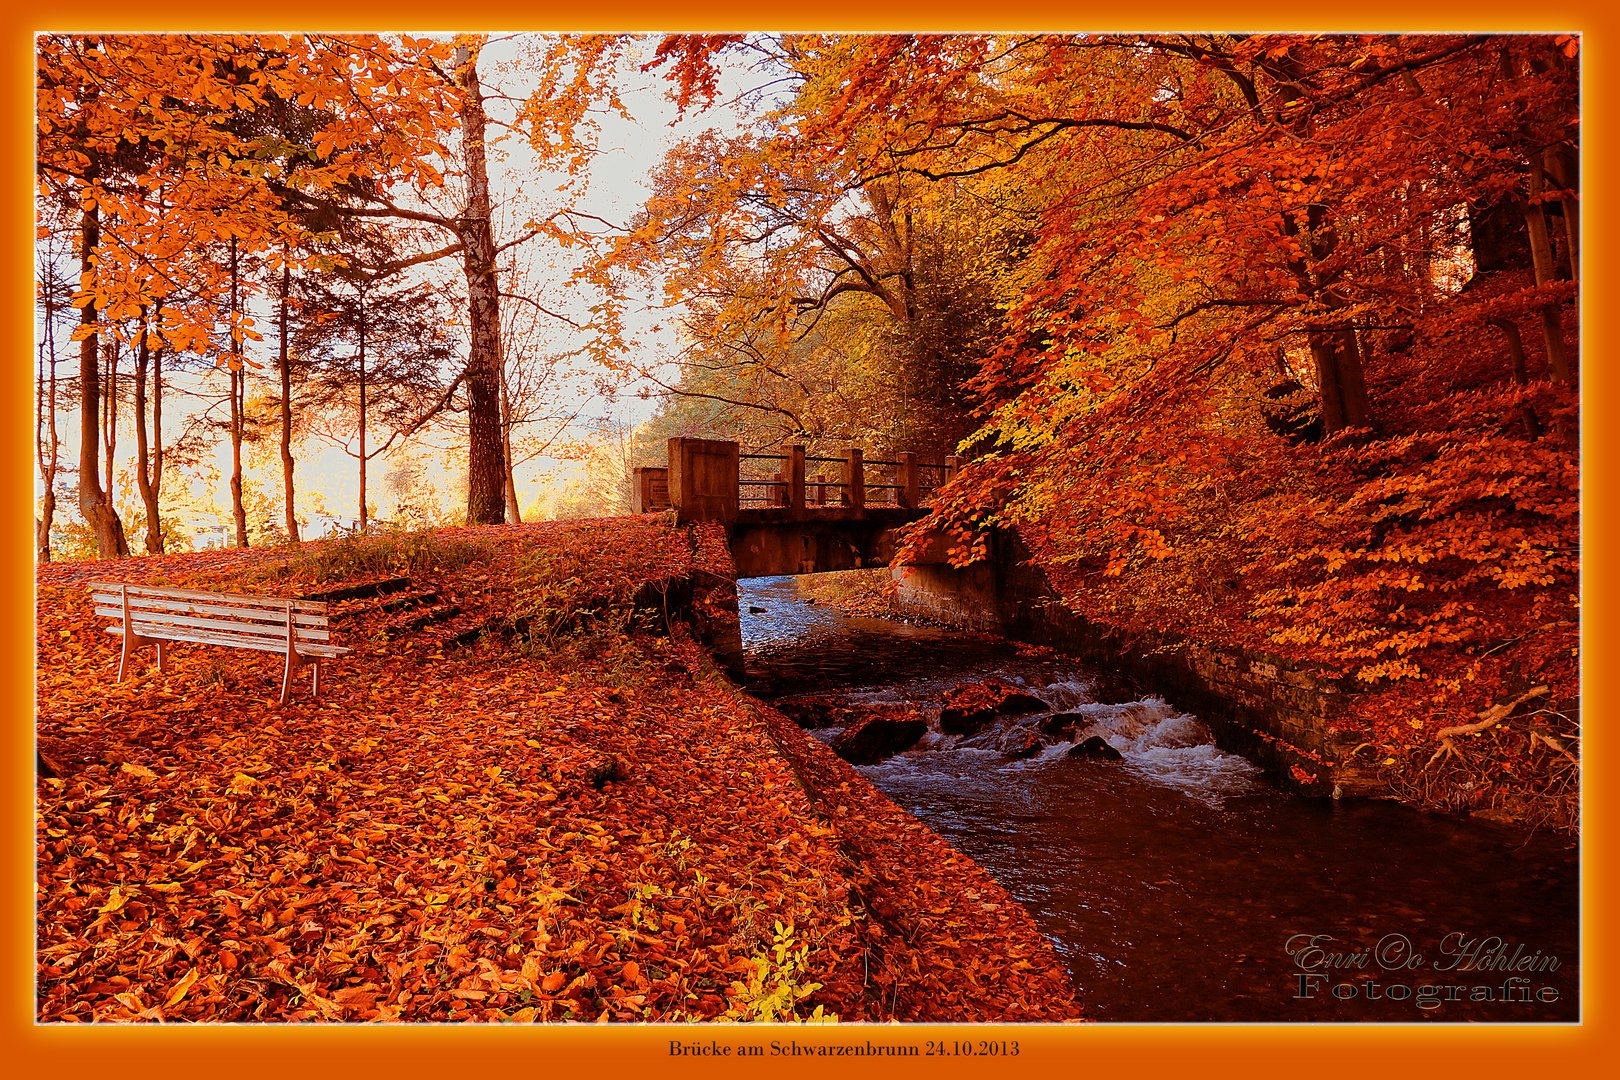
[36,517,1079,1023]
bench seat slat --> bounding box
[102,623,347,657]
[90,592,330,628]
[93,606,332,642]
[102,621,320,652]
[89,581,327,614]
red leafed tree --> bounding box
[627,33,1579,815]
[36,33,466,553]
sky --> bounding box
[35,31,759,544]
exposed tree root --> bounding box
[1530,730,1581,768]
[1426,685,1549,767]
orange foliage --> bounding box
[36,34,462,362]
[36,519,1077,1021]
[634,33,1580,815]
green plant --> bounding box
[509,547,635,649]
[248,527,491,587]
[720,920,837,1024]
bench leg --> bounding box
[117,632,131,683]
[280,651,297,705]
[311,660,321,701]
[155,640,169,674]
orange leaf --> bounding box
[164,968,201,1008]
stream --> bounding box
[737,575,1580,1023]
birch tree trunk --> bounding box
[455,43,509,526]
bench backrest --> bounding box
[89,582,337,655]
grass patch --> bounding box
[243,527,494,589]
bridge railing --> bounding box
[636,438,961,521]
[738,445,959,511]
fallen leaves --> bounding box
[37,518,1079,1022]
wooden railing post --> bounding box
[668,437,739,523]
[843,447,865,508]
[630,466,669,513]
[784,444,806,510]
[897,452,919,509]
[946,454,963,483]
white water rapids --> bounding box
[736,574,1579,1022]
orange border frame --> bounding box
[7,4,1612,1077]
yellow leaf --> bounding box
[484,765,503,781]
[227,773,258,794]
[120,762,157,780]
[164,968,200,1008]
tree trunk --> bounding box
[1521,166,1573,385]
[1266,62,1372,435]
[36,261,61,563]
[500,362,522,523]
[1490,317,1542,440]
[102,337,117,503]
[151,330,164,550]
[358,293,368,533]
[228,238,249,547]
[1302,294,1370,435]
[230,367,247,546]
[455,44,508,527]
[278,259,300,542]
[76,202,129,559]
[35,491,54,564]
[1306,331,1370,434]
[1543,144,1579,282]
[133,307,164,553]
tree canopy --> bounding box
[597,33,1580,777]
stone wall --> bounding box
[893,531,1387,799]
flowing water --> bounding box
[738,575,1580,1023]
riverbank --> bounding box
[34,518,1078,1022]
[886,531,1579,833]
[736,574,1578,1022]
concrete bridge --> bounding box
[632,438,959,577]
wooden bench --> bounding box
[90,582,347,703]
